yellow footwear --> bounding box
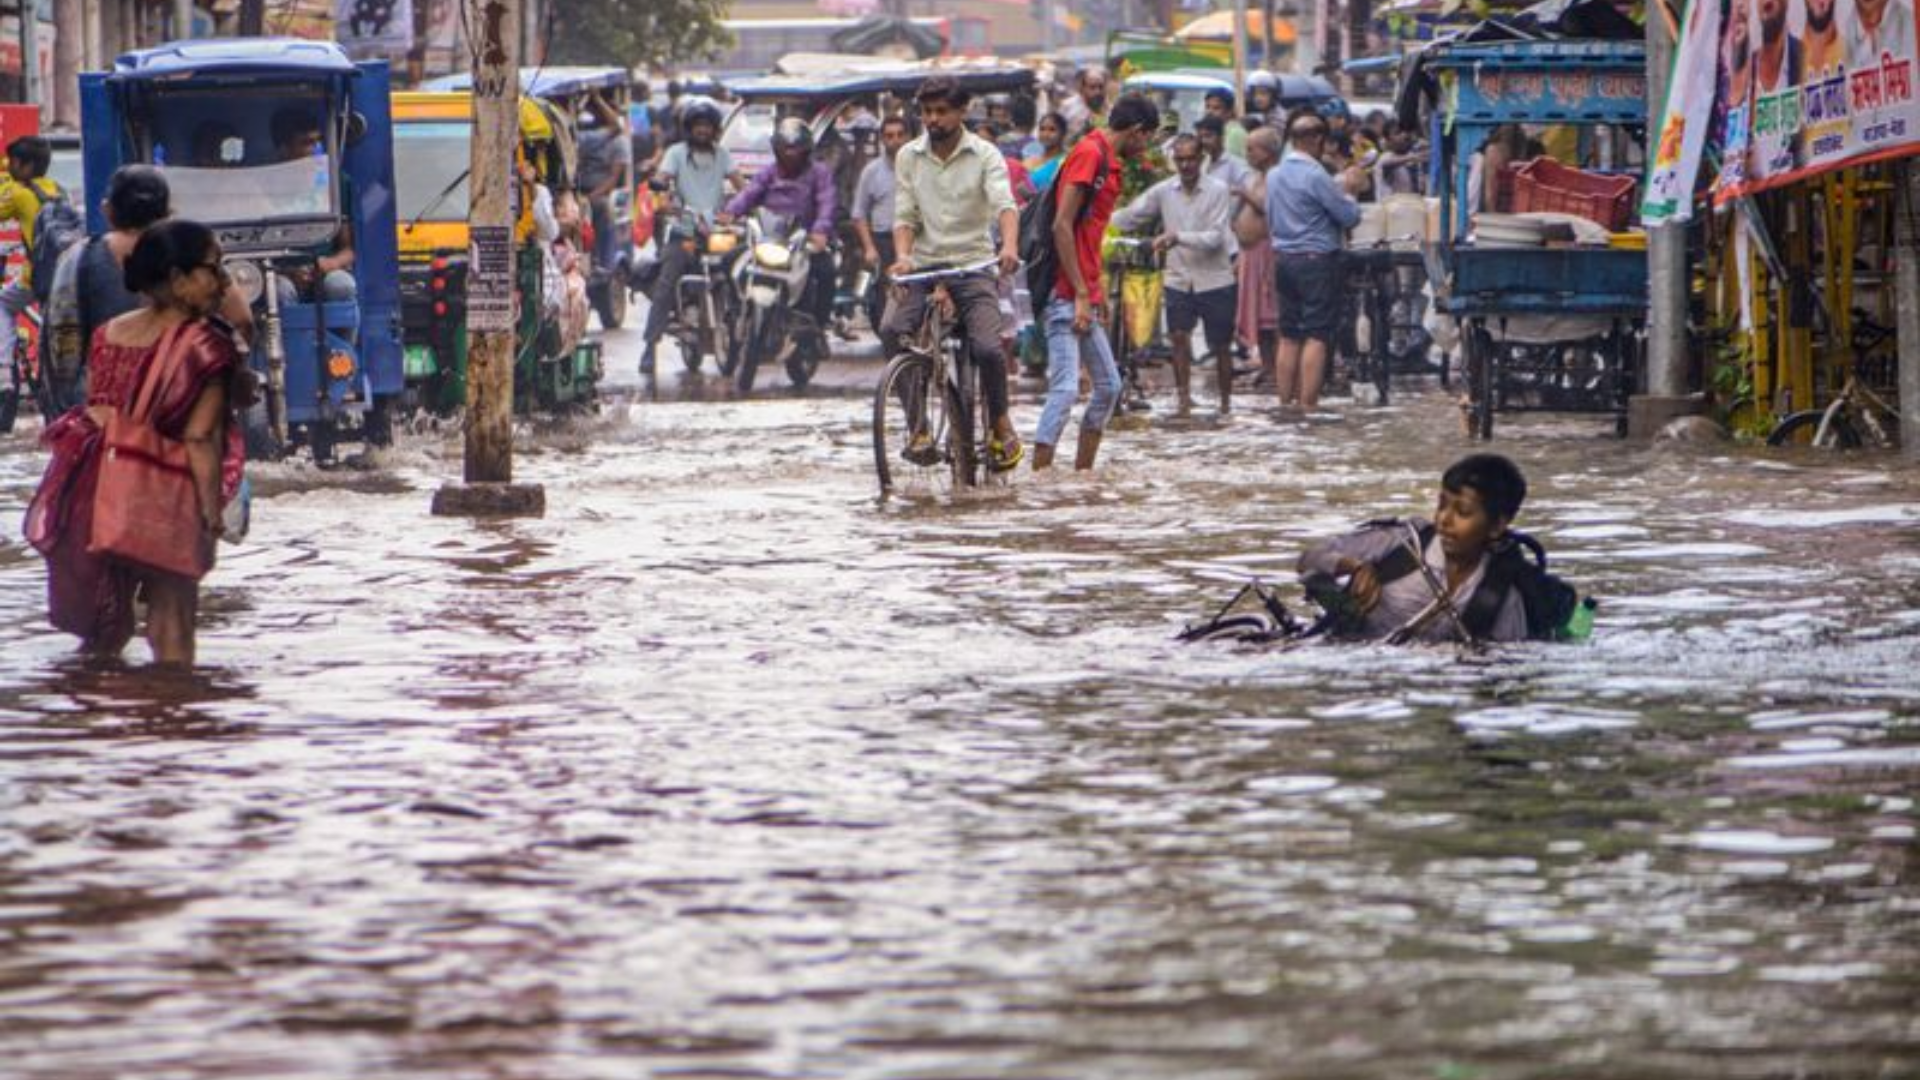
[988,434,1024,473]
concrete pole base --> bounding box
[1626,394,1708,439]
[431,482,547,519]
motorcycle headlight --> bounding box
[754,242,792,271]
[228,259,265,305]
[708,233,738,256]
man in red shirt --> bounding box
[1033,94,1162,471]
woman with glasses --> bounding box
[28,219,248,667]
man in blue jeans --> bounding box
[1033,93,1161,471]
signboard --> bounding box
[468,224,514,332]
[1645,0,1724,221]
[1649,0,1920,214]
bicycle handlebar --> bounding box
[891,258,1013,286]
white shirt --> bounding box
[1846,0,1916,85]
[1112,174,1236,293]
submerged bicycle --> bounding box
[1767,314,1900,450]
[871,259,1012,495]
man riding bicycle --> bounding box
[884,75,1024,472]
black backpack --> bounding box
[1365,522,1580,641]
[30,182,85,306]
[1018,143,1110,310]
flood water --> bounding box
[0,375,1916,1079]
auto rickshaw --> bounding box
[390,90,600,415]
[423,67,636,330]
[79,38,404,463]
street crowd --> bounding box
[638,66,1433,473]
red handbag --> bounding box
[88,324,214,580]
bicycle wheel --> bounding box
[1768,409,1862,449]
[948,358,979,488]
[872,351,948,494]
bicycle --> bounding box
[871,259,1009,495]
[1766,313,1900,450]
[1104,235,1158,413]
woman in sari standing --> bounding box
[27,219,245,667]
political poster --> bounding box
[1645,0,1920,214]
[1714,0,1918,200]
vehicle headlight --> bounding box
[228,259,265,305]
[754,242,791,271]
[707,233,738,256]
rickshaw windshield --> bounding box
[133,85,341,225]
[393,122,473,223]
[165,158,333,223]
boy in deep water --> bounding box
[1297,454,1568,644]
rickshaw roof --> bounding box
[1123,71,1233,92]
[420,67,628,98]
[1126,69,1342,102]
[110,37,357,82]
[726,62,1034,102]
[391,91,559,140]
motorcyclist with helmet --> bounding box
[1245,70,1280,128]
[639,98,739,376]
[718,117,838,361]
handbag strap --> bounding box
[125,321,193,425]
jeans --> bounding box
[0,281,29,324]
[1035,295,1119,447]
[275,269,358,306]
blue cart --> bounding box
[1427,39,1649,438]
[82,38,403,464]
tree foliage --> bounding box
[545,0,733,71]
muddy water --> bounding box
[0,385,1916,1079]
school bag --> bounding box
[1364,521,1583,641]
[1017,140,1110,309]
[30,182,86,306]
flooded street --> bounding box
[0,347,1916,1078]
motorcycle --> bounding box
[651,189,742,376]
[727,212,829,395]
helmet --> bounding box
[771,117,813,154]
[682,98,723,133]
[1247,70,1279,92]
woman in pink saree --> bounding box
[26,219,247,667]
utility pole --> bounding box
[1232,0,1249,112]
[1039,0,1056,55]
[16,0,36,115]
[1897,162,1920,461]
[174,0,194,41]
[55,0,80,126]
[1629,0,1700,436]
[433,0,544,518]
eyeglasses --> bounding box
[198,260,230,281]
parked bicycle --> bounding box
[1767,313,1900,450]
[871,259,1008,495]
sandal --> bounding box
[987,434,1024,473]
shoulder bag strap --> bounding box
[125,322,192,424]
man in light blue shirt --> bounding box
[1265,113,1365,409]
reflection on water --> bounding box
[0,388,1915,1079]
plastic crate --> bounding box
[1513,158,1637,230]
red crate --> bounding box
[1512,157,1637,231]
